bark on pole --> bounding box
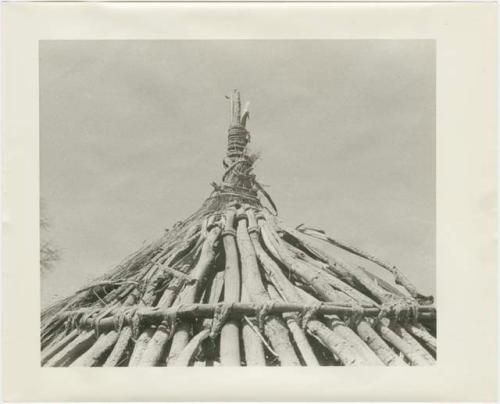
[220,208,241,366]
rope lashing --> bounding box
[160,310,177,339]
[113,307,137,334]
[93,305,118,337]
[209,192,260,204]
[72,311,85,331]
[257,302,276,332]
[227,126,249,160]
[93,317,104,338]
[58,301,436,332]
[82,309,102,335]
[222,159,249,183]
[236,210,248,221]
[255,211,266,221]
[222,183,256,194]
[245,208,260,233]
[77,310,98,331]
[247,225,260,235]
[63,318,72,333]
[299,302,323,329]
[397,298,420,325]
[131,310,143,339]
[221,229,237,238]
[113,311,125,334]
[243,315,278,357]
[210,303,233,339]
[377,294,417,325]
[347,302,365,328]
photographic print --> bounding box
[40,40,436,367]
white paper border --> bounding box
[2,2,497,402]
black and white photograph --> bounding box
[40,40,437,367]
[2,2,497,401]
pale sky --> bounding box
[40,40,435,306]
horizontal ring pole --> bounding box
[58,302,436,332]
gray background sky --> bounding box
[40,40,435,305]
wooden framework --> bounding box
[41,91,436,367]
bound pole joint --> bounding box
[210,303,233,338]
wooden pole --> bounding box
[129,327,156,366]
[41,329,79,365]
[103,326,133,366]
[285,242,377,306]
[241,287,266,366]
[237,210,300,366]
[220,208,241,366]
[43,330,96,367]
[70,330,118,367]
[395,325,435,363]
[166,225,221,365]
[135,221,208,366]
[298,227,430,301]
[355,321,407,366]
[406,323,436,352]
[267,284,319,366]
[377,320,433,365]
[230,89,242,127]
[169,329,210,366]
[61,300,435,330]
[258,218,347,303]
[103,279,142,366]
[257,213,385,366]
